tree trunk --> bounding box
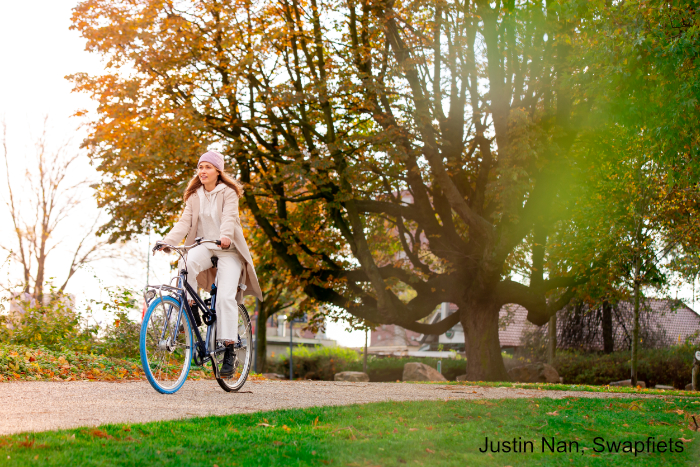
[35,255,45,304]
[363,329,368,374]
[255,299,267,374]
[631,258,641,386]
[462,301,509,381]
[547,314,557,365]
[602,300,613,353]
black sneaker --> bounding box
[219,345,235,377]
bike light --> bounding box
[145,290,157,303]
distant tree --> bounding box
[1,119,116,302]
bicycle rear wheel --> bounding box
[214,304,253,392]
[140,296,193,394]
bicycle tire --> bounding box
[214,304,253,392]
[140,296,193,394]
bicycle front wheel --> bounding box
[215,304,253,392]
[140,296,193,394]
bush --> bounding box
[0,287,97,353]
[346,356,466,381]
[0,285,143,359]
[93,311,141,359]
[267,346,468,381]
[268,345,359,380]
[88,287,141,359]
[554,344,697,389]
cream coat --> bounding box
[162,185,263,301]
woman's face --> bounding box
[198,162,219,186]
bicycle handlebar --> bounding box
[153,238,222,255]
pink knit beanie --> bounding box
[198,150,225,172]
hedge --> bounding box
[267,346,467,381]
[553,344,697,389]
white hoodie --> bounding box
[195,184,229,249]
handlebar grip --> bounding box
[215,240,221,245]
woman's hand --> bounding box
[153,242,171,254]
[220,236,231,249]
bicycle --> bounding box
[141,237,253,394]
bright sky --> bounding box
[0,0,365,346]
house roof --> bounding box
[423,299,700,349]
[498,299,700,348]
[616,299,700,346]
[499,304,530,348]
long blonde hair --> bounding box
[184,169,244,202]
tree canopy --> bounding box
[70,0,700,380]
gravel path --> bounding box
[0,380,666,435]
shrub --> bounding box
[0,286,97,353]
[554,344,697,389]
[346,356,466,381]
[267,346,468,381]
[88,287,141,359]
[268,345,359,380]
[0,285,142,359]
[93,311,141,359]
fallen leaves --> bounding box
[88,429,113,440]
[546,411,559,416]
[0,344,145,382]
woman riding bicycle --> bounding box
[157,150,262,377]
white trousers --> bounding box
[181,246,242,343]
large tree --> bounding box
[71,0,638,380]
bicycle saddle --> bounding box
[211,256,219,268]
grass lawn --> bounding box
[436,380,700,398]
[1,396,699,466]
